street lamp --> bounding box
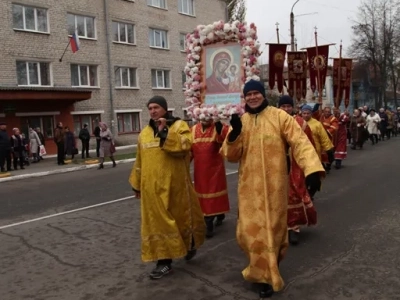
[290,0,301,51]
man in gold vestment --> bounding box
[221,80,324,298]
[129,96,205,280]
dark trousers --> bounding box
[96,139,100,157]
[0,149,12,171]
[13,151,24,169]
[56,142,65,164]
[81,140,90,158]
[370,134,378,144]
[386,129,392,139]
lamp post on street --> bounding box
[290,0,301,51]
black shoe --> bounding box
[98,164,104,170]
[288,230,299,245]
[259,283,274,298]
[206,228,214,238]
[112,161,116,168]
[185,249,197,261]
[149,264,172,280]
[215,214,225,226]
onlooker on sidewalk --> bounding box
[35,127,45,161]
[98,122,116,169]
[0,122,12,172]
[10,128,25,170]
[78,123,91,159]
[54,122,65,165]
[64,126,77,160]
[93,121,101,158]
[29,128,42,163]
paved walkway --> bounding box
[0,145,136,183]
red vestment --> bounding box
[334,114,349,160]
[287,115,317,229]
[319,114,338,163]
[206,74,230,94]
[191,123,230,216]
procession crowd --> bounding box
[128,80,398,299]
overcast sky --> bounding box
[246,0,362,63]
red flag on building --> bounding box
[333,58,353,108]
[287,51,307,102]
[306,45,329,93]
[268,44,287,93]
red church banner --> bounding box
[287,51,307,102]
[306,45,329,93]
[268,44,287,93]
[333,58,353,108]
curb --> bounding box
[0,158,136,183]
[44,144,137,159]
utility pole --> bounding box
[290,0,300,51]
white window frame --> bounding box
[112,21,136,45]
[151,69,171,89]
[115,67,139,89]
[67,13,96,39]
[147,0,167,9]
[71,64,99,87]
[179,33,187,51]
[12,4,49,33]
[178,0,195,16]
[16,61,52,86]
[149,28,169,49]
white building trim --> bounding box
[168,108,175,111]
[71,110,104,115]
[115,109,143,113]
[15,111,60,117]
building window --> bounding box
[67,14,95,39]
[71,64,98,87]
[73,114,101,137]
[117,113,141,133]
[21,116,54,139]
[149,28,168,49]
[147,0,167,9]
[181,71,187,89]
[168,110,174,116]
[179,33,187,51]
[12,4,48,33]
[16,61,51,86]
[151,70,171,89]
[178,0,194,15]
[112,21,135,44]
[115,67,138,88]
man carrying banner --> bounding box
[316,107,338,173]
[191,119,230,238]
[278,96,317,245]
[333,108,349,169]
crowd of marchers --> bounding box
[127,80,398,299]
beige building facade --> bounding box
[0,0,226,151]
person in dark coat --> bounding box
[93,121,101,158]
[0,121,12,172]
[378,108,388,141]
[64,126,76,159]
[54,122,65,165]
[10,128,25,170]
[79,123,91,159]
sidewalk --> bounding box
[0,145,137,183]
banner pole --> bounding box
[314,27,322,105]
[335,41,343,108]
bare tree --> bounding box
[349,0,400,109]
[224,0,246,22]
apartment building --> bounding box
[0,0,226,153]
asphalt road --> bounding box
[1,138,400,300]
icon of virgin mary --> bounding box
[206,51,232,94]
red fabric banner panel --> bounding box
[333,58,353,108]
[268,44,287,93]
[287,51,308,102]
[306,45,329,93]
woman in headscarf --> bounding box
[98,122,116,169]
[64,126,76,160]
[350,109,366,150]
[29,127,42,163]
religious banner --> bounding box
[184,21,261,121]
[287,51,308,102]
[333,58,353,108]
[306,45,329,93]
[268,44,287,93]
